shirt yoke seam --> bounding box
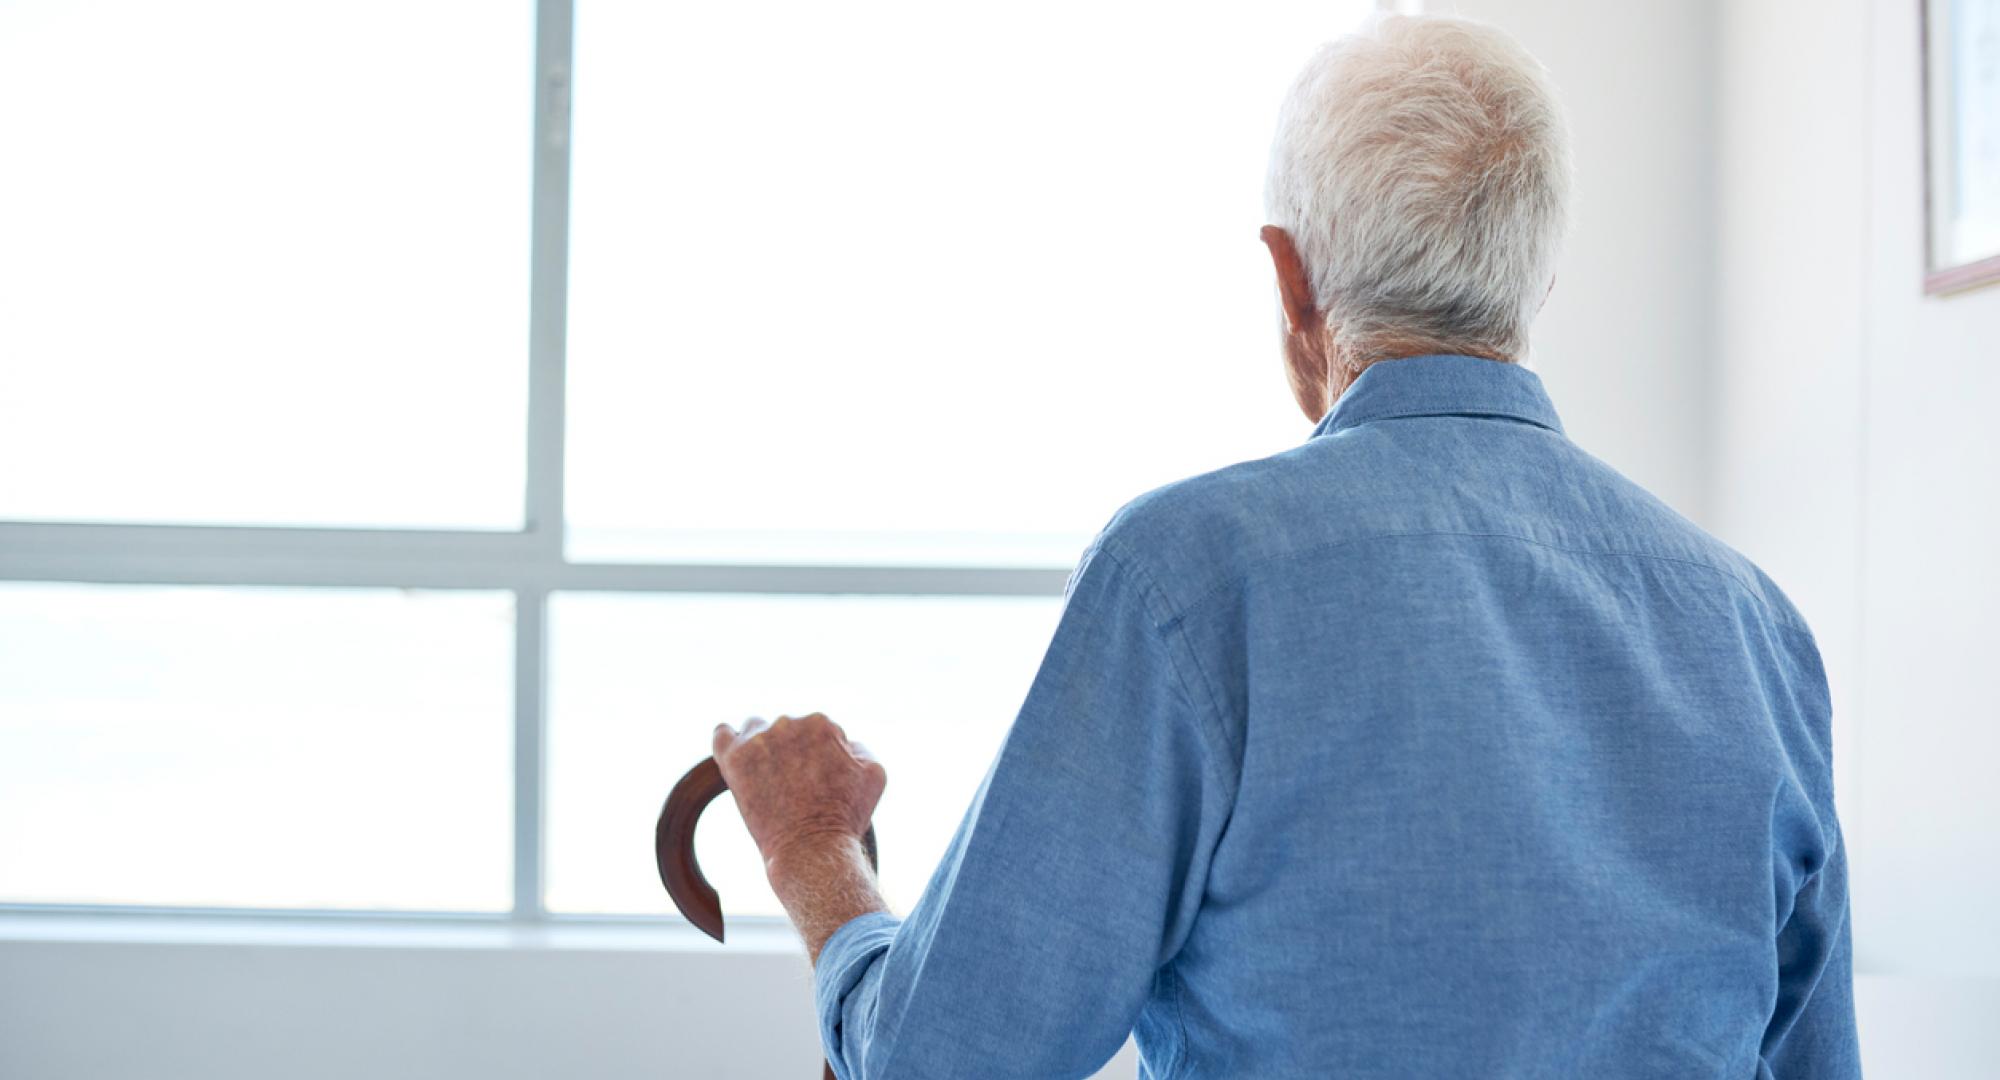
[1151,528,1811,638]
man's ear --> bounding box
[1260,225,1319,334]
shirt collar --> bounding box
[1310,354,1565,439]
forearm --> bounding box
[768,832,889,964]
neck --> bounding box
[1339,338,1515,373]
[1323,340,1516,413]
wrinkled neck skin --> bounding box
[1284,324,1512,424]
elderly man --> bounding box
[709,14,1858,1079]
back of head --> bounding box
[1265,14,1572,368]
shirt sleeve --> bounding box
[1760,819,1862,1078]
[1759,629,1862,1079]
[814,531,1237,1080]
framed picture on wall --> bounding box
[1922,0,2000,294]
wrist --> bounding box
[765,828,869,890]
[763,829,888,965]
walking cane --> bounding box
[656,756,880,1080]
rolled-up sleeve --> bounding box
[814,531,1238,1079]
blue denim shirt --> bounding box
[816,354,1858,1079]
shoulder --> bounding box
[1567,452,1817,638]
[1087,428,1819,642]
[1082,444,1331,620]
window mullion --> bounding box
[525,0,574,556]
[512,585,550,922]
[516,0,576,923]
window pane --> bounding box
[546,592,1062,917]
[0,1,533,529]
[565,0,1374,565]
[0,585,514,911]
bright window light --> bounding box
[565,0,1376,566]
[0,1,1378,923]
[546,591,1062,916]
[0,1,534,529]
[0,585,514,911]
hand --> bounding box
[711,712,888,879]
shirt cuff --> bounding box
[814,910,903,1076]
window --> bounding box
[0,585,514,910]
[546,592,1060,915]
[565,0,1364,566]
[0,0,1376,923]
[0,0,534,530]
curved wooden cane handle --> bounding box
[655,756,734,942]
[655,756,880,942]
[656,756,880,1080]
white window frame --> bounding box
[0,0,1068,929]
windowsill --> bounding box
[0,910,806,954]
[1,912,1917,981]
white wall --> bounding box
[1711,0,2000,1075]
[0,919,1138,1080]
[1852,0,2000,983]
[0,926,830,1080]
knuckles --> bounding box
[766,712,836,740]
[719,712,857,778]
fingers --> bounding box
[845,739,888,796]
[715,712,852,759]
[713,715,771,758]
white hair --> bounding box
[1264,13,1572,368]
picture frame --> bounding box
[1921,0,2000,294]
